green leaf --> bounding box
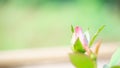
[71,25,74,33]
[73,38,85,53]
[89,25,105,47]
[109,48,120,67]
[69,53,97,68]
[112,66,120,68]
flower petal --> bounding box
[71,26,83,45]
[71,26,88,46]
[75,26,85,45]
[84,31,90,44]
[71,33,76,45]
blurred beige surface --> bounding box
[4,61,107,68]
[0,42,119,67]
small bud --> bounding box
[90,53,97,61]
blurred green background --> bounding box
[0,0,119,50]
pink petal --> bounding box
[71,26,88,46]
[75,26,87,46]
[71,26,82,45]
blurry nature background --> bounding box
[0,0,120,50]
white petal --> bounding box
[71,33,76,45]
[84,31,90,44]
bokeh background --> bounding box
[0,0,120,50]
[0,0,120,68]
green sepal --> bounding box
[73,38,85,53]
[71,25,74,33]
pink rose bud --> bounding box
[71,26,88,46]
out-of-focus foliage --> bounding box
[0,0,120,50]
[104,48,120,68]
[109,48,120,67]
[112,66,120,68]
